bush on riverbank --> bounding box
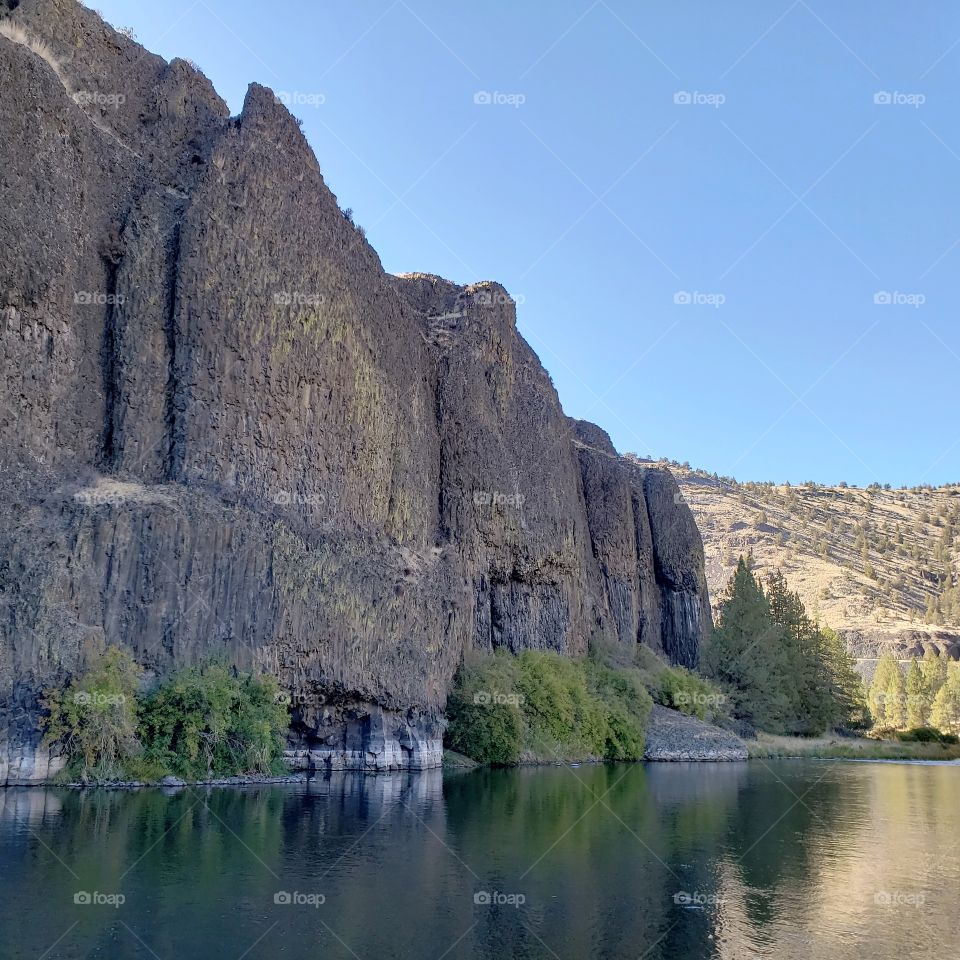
[138,662,290,778]
[40,650,289,783]
[444,651,652,765]
[40,647,143,782]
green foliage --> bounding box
[869,654,906,729]
[516,652,608,758]
[701,558,868,735]
[40,648,143,782]
[583,661,651,760]
[444,650,652,765]
[444,655,523,765]
[931,667,960,735]
[895,726,952,743]
[138,663,289,778]
[41,653,290,782]
[655,664,727,723]
[905,658,929,727]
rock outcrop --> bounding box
[0,0,711,782]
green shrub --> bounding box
[656,664,727,723]
[516,651,608,758]
[138,662,289,778]
[40,647,143,782]
[40,653,290,782]
[585,662,652,760]
[444,653,523,764]
[896,725,956,744]
[444,650,652,765]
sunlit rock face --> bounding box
[0,0,711,781]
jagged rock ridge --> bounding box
[0,0,711,782]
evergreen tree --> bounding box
[869,654,906,729]
[905,658,929,727]
[931,667,960,734]
[703,560,868,734]
[819,626,870,730]
[920,648,948,705]
[701,558,791,732]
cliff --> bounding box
[0,0,711,782]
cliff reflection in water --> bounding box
[0,762,958,960]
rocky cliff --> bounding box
[0,0,711,782]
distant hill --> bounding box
[634,459,960,674]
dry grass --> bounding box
[0,20,68,88]
[749,732,960,761]
[675,469,960,665]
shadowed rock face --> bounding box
[0,0,711,782]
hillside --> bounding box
[665,464,960,672]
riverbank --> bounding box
[748,733,960,761]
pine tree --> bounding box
[703,560,867,734]
[701,558,791,732]
[920,648,948,703]
[905,658,928,728]
[869,654,906,729]
[819,626,870,729]
[931,668,960,734]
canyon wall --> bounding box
[0,0,711,781]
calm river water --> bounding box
[1,760,958,959]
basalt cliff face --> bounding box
[0,0,711,783]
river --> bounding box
[1,760,957,959]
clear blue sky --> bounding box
[96,0,960,487]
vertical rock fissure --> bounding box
[163,220,183,481]
[98,251,122,470]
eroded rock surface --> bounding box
[0,0,711,782]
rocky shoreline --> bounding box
[643,705,748,761]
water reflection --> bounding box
[0,761,957,959]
